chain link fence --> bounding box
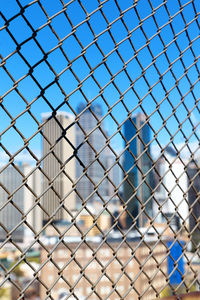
[0,0,200,299]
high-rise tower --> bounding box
[42,112,75,222]
[154,147,188,228]
[0,165,25,241]
[0,163,42,242]
[123,113,153,227]
[76,103,110,206]
[187,159,200,245]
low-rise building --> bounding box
[40,238,169,300]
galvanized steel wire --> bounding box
[0,0,200,299]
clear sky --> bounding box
[0,0,200,165]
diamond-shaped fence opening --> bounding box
[0,0,200,299]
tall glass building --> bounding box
[123,113,153,228]
[76,103,109,206]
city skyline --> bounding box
[1,105,196,233]
[1,110,200,167]
[1,0,200,168]
[0,102,198,226]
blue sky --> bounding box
[0,0,200,164]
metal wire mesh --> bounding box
[0,0,200,299]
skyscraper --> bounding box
[0,163,41,242]
[0,164,25,241]
[154,147,188,228]
[42,112,76,222]
[24,165,43,239]
[187,159,200,245]
[76,103,110,206]
[123,113,153,227]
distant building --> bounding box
[106,150,121,195]
[42,112,76,222]
[24,166,43,239]
[154,147,189,228]
[0,164,25,241]
[0,164,41,242]
[187,159,200,243]
[123,113,153,227]
[76,103,112,206]
[40,238,168,300]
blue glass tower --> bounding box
[123,113,153,228]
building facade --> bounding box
[0,165,25,241]
[187,159,200,244]
[0,164,41,242]
[40,239,168,300]
[24,166,43,240]
[42,112,76,222]
[154,148,189,229]
[76,103,111,206]
[123,113,153,228]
